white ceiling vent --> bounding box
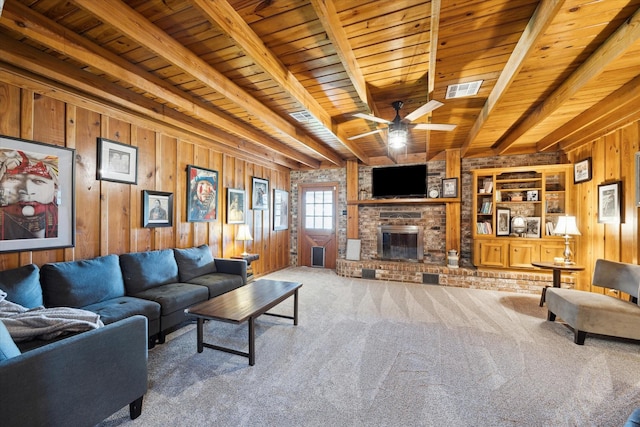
[290,111,314,123]
[445,80,483,99]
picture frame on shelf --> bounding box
[226,188,245,224]
[496,208,511,236]
[186,165,218,222]
[252,177,269,210]
[442,177,458,198]
[273,189,289,230]
[0,135,75,252]
[598,181,622,223]
[525,217,541,238]
[526,190,538,201]
[97,138,138,184]
[574,157,592,184]
[142,190,173,228]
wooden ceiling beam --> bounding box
[537,74,640,152]
[460,0,564,157]
[71,0,344,166]
[190,0,369,164]
[0,1,321,169]
[495,5,640,154]
[0,38,302,170]
[309,0,371,111]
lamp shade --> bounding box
[235,224,253,241]
[553,215,581,236]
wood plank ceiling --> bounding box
[0,0,639,169]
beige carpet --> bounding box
[100,267,640,426]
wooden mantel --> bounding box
[346,149,462,254]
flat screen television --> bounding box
[371,164,427,198]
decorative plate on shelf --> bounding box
[428,187,440,198]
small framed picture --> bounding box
[273,189,289,230]
[97,138,138,184]
[574,157,592,184]
[496,208,511,236]
[252,177,269,210]
[598,181,622,223]
[525,217,541,238]
[227,188,246,224]
[526,190,538,201]
[142,190,173,228]
[441,177,458,198]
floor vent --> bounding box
[311,246,325,267]
[362,268,376,279]
[422,273,439,284]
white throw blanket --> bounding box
[0,290,103,342]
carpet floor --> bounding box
[99,267,640,426]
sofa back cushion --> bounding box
[593,259,640,299]
[120,249,179,294]
[40,255,126,308]
[173,245,217,282]
[0,264,42,309]
[0,320,21,361]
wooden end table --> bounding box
[185,279,301,366]
[532,261,584,307]
[231,253,259,282]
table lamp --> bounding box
[235,224,253,256]
[553,215,581,264]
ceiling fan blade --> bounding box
[403,100,444,123]
[347,129,384,140]
[353,113,391,124]
[414,123,457,131]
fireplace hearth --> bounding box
[377,225,424,262]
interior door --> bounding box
[298,183,337,269]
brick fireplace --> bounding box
[377,225,424,262]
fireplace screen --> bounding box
[377,225,424,262]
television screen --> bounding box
[371,165,427,198]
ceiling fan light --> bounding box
[388,129,407,148]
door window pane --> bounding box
[304,190,333,230]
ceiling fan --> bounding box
[348,100,456,148]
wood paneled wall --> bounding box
[0,79,290,277]
[567,120,640,292]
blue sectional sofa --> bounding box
[0,244,247,425]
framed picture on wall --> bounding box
[598,181,622,223]
[97,138,138,184]
[252,177,269,210]
[574,157,592,184]
[0,135,75,252]
[273,189,289,230]
[187,165,218,222]
[441,177,458,198]
[227,188,246,224]
[142,190,173,227]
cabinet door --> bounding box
[476,241,506,267]
[540,243,565,263]
[509,243,538,268]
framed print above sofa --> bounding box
[0,135,75,252]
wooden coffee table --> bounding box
[185,279,301,365]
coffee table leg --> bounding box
[293,289,299,326]
[197,318,204,353]
[248,317,255,366]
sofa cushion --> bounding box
[120,249,180,295]
[0,319,21,361]
[0,264,42,309]
[41,255,125,308]
[173,245,217,282]
[187,273,244,298]
[131,283,208,316]
[82,296,161,332]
